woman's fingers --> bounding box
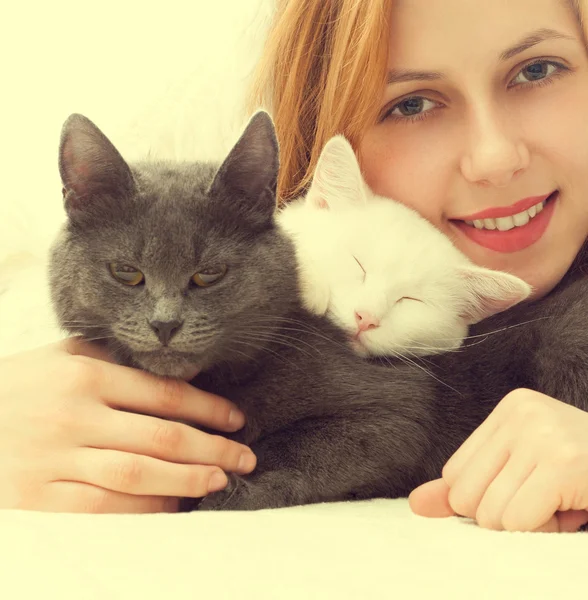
[104,369,246,432]
[30,481,180,514]
[445,430,511,519]
[474,456,535,530]
[442,411,500,486]
[498,465,563,532]
[89,406,257,474]
[63,448,230,499]
[408,478,456,517]
[60,340,246,433]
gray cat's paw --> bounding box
[198,471,304,511]
[198,474,256,511]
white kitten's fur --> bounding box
[277,136,531,358]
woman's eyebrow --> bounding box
[500,28,575,61]
[386,28,575,86]
[386,69,444,85]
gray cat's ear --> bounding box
[59,114,135,218]
[458,266,532,324]
[306,135,366,210]
[209,111,279,229]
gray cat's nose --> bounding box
[150,319,184,346]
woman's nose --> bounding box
[460,106,530,187]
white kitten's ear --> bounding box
[458,266,532,324]
[306,135,366,210]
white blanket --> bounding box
[1,1,585,597]
[1,499,586,599]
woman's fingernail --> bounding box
[208,471,228,493]
[228,409,245,429]
[238,451,257,473]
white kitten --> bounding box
[277,136,531,358]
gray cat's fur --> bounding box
[50,112,588,511]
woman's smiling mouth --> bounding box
[451,191,559,253]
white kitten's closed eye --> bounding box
[352,255,366,281]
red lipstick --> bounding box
[456,193,552,221]
[452,191,558,254]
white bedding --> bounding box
[1,1,585,597]
[1,499,585,599]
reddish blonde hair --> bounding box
[250,0,391,203]
[251,0,586,203]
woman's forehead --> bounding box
[387,0,581,68]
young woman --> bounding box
[2,0,587,531]
[249,0,588,532]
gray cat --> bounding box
[49,111,588,511]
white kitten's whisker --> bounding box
[402,350,437,368]
[376,356,400,371]
[460,317,552,343]
[388,350,463,397]
[395,343,464,354]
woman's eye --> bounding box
[192,265,227,287]
[382,96,440,122]
[509,60,565,87]
[109,263,144,286]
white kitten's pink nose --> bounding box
[355,311,380,332]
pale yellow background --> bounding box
[0,0,272,259]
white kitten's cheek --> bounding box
[299,280,330,315]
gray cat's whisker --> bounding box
[60,321,112,326]
[237,328,321,354]
[62,325,113,330]
[189,331,217,339]
[232,338,301,371]
[234,336,304,368]
[241,334,318,360]
[245,321,352,352]
[225,346,261,365]
[82,335,118,343]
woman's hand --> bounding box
[409,389,588,532]
[0,338,256,513]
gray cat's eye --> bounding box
[108,263,144,286]
[192,265,227,287]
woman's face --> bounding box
[360,0,588,298]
